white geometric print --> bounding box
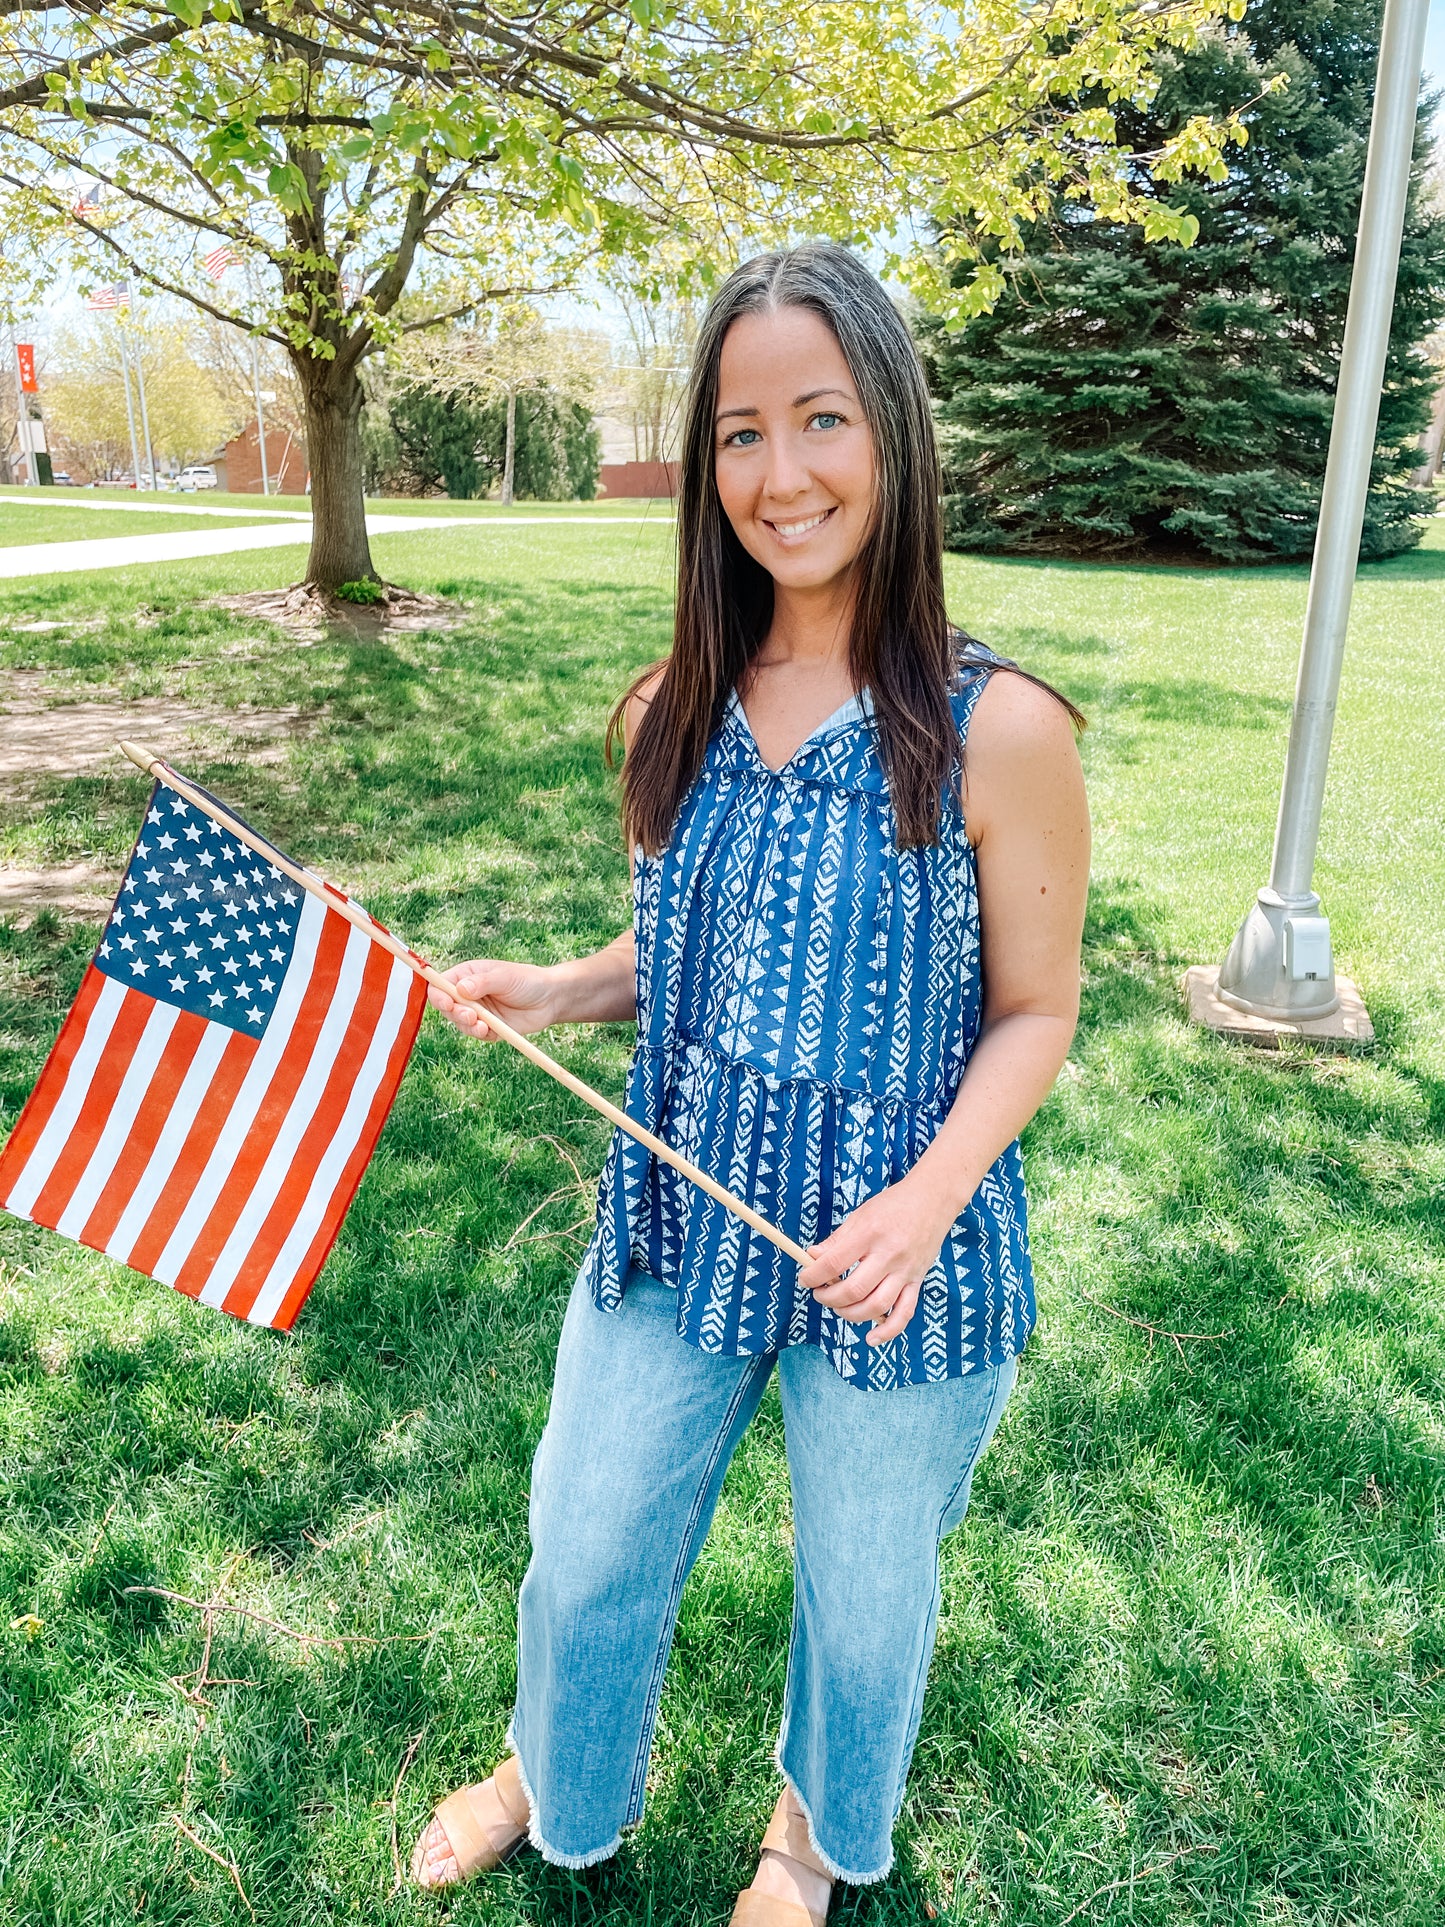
[576,644,1036,1390]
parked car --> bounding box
[49,471,75,486]
[176,465,219,491]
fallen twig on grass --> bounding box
[1075,1287,1231,1362]
[169,1814,255,1920]
[124,1585,437,1654]
[386,1730,426,1896]
[1058,1844,1218,1926]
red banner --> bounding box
[16,344,37,394]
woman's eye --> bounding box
[722,427,762,447]
[809,412,844,431]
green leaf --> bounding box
[164,0,206,25]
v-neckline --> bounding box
[726,684,871,775]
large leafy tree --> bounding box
[921,0,1445,562]
[0,0,1247,591]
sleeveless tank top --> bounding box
[576,642,1036,1390]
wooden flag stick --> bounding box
[117,740,813,1268]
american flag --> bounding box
[203,244,238,281]
[86,282,131,311]
[0,778,426,1330]
[72,182,103,219]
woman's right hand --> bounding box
[426,958,561,1041]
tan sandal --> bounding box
[729,1787,834,1927]
[409,1752,531,1891]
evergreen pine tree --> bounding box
[920,1,1445,562]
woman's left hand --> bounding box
[797,1176,962,1346]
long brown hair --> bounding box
[605,243,1083,853]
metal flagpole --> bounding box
[116,325,143,488]
[1214,0,1430,1024]
[250,337,270,496]
[124,287,159,492]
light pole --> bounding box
[1209,0,1430,1030]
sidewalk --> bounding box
[0,512,669,581]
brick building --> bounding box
[214,421,307,494]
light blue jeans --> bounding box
[509,1265,1017,1885]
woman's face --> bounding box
[713,304,876,597]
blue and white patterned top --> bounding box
[576,643,1036,1390]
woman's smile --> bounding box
[763,505,837,542]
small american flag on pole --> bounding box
[86,282,131,312]
[0,764,426,1330]
[203,244,238,281]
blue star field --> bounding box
[95,781,304,1037]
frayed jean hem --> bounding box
[507,1719,622,1871]
[772,1743,893,1887]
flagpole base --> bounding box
[1184,965,1373,1049]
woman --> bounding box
[411,243,1089,1923]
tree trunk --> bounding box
[501,387,516,506]
[297,353,376,588]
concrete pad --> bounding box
[1184,963,1374,1047]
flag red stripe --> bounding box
[27,990,157,1228]
[267,977,427,1331]
[0,966,109,1201]
[75,1009,211,1253]
[124,1026,261,1281]
[169,912,355,1296]
[219,943,401,1320]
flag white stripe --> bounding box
[105,1019,236,1265]
[148,894,330,1286]
[247,958,417,1326]
[1,976,129,1218]
[55,998,181,1239]
[197,921,375,1307]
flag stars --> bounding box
[101,780,301,1038]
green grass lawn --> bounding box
[0,502,299,548]
[0,518,1440,1926]
[0,485,674,520]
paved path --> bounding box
[0,511,672,582]
[0,493,310,522]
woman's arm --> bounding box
[799,669,1090,1343]
[427,669,664,1039]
